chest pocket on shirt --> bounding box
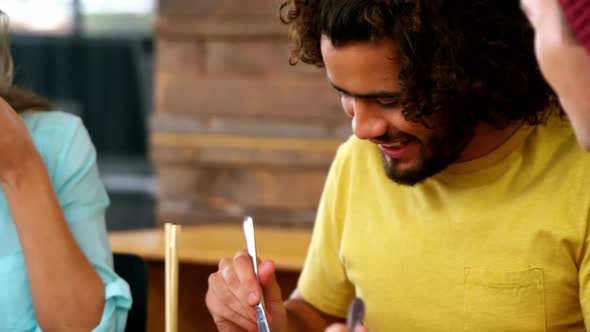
[0,251,37,331]
[463,267,546,332]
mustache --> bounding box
[375,131,419,143]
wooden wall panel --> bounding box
[153,0,349,227]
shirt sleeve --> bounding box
[37,116,132,331]
[297,140,356,318]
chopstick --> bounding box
[165,223,181,332]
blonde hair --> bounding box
[0,10,51,113]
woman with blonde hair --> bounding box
[0,10,131,331]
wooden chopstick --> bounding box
[165,223,181,332]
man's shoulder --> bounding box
[530,115,590,188]
[536,115,590,160]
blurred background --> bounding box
[5,0,155,231]
[3,0,348,232]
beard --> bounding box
[382,129,472,186]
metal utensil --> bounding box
[243,216,271,332]
[346,298,365,330]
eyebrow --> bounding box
[328,79,401,99]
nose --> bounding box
[350,98,388,140]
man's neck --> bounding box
[456,121,523,162]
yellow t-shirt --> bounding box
[298,115,590,331]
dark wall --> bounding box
[10,34,153,156]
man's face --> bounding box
[521,0,590,150]
[320,36,467,185]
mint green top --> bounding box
[0,111,132,331]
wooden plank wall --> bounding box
[152,0,350,228]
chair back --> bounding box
[113,253,148,332]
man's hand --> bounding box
[325,323,369,332]
[206,250,288,332]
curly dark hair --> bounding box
[279,0,555,133]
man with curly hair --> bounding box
[206,1,590,331]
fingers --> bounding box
[325,323,369,332]
[355,325,369,332]
[207,267,257,329]
[232,250,261,305]
[206,250,287,332]
[205,283,257,331]
[215,260,255,316]
[258,260,283,304]
[325,323,350,332]
[206,251,261,331]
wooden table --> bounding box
[109,225,311,332]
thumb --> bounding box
[355,325,369,332]
[258,260,282,304]
[258,259,286,325]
